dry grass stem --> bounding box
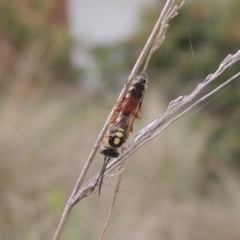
[73,49,240,203]
[52,1,184,239]
[143,0,185,71]
[98,169,122,240]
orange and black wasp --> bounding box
[93,72,148,195]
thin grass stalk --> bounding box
[72,50,240,203]
[52,1,184,239]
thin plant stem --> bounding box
[98,169,122,240]
[52,1,184,239]
[72,50,240,203]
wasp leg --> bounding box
[133,102,143,119]
[130,124,134,132]
[117,96,125,105]
[109,116,117,125]
[120,145,125,158]
[114,97,125,112]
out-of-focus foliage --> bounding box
[136,0,240,99]
[91,44,131,91]
[0,0,81,86]
[96,0,240,94]
[92,0,240,189]
[1,1,240,240]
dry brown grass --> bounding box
[0,82,106,239]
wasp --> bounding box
[93,73,148,195]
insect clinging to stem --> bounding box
[92,72,148,195]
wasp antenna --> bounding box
[98,157,111,195]
[91,157,108,194]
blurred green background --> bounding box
[1,0,240,239]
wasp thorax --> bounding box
[127,73,148,99]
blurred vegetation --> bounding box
[94,0,240,93]
[0,0,81,87]
[1,0,240,239]
[92,0,240,193]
